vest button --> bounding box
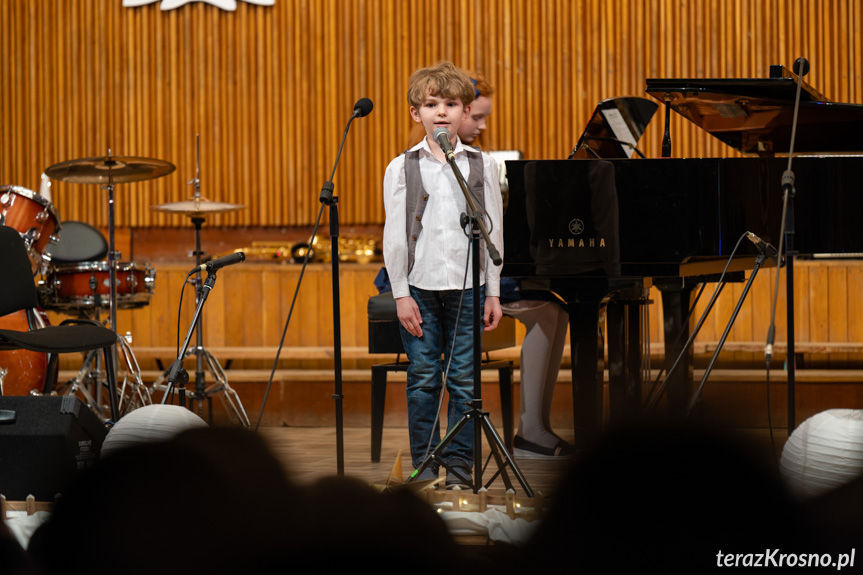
[415,214,421,221]
[422,194,429,201]
[411,234,417,240]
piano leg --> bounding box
[567,300,605,449]
[607,296,645,423]
[657,284,696,417]
[566,284,647,449]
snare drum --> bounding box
[43,261,156,312]
[0,185,61,273]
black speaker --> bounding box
[0,396,107,501]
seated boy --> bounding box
[382,61,504,487]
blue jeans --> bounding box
[399,285,484,471]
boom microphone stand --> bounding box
[161,253,246,404]
[320,98,373,476]
[410,128,533,495]
[250,98,372,475]
[161,271,217,405]
[687,243,774,414]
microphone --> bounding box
[745,231,780,260]
[793,57,810,77]
[352,98,374,118]
[433,127,455,161]
[192,252,246,274]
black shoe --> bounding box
[413,463,440,483]
[445,464,473,489]
[513,435,576,459]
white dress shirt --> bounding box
[382,137,503,299]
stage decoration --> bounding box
[101,404,208,457]
[369,450,544,545]
[780,408,863,499]
[123,0,274,11]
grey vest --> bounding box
[404,149,485,274]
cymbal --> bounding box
[45,156,176,185]
[150,197,246,216]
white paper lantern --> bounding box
[101,404,208,458]
[780,408,863,499]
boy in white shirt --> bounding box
[382,61,504,487]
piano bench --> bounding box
[367,291,516,463]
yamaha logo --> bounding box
[569,219,585,235]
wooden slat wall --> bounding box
[2,0,861,229]
[646,261,863,368]
[40,259,863,373]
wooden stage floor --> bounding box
[255,424,788,499]
[257,425,577,497]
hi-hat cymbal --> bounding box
[45,156,176,185]
[150,197,246,216]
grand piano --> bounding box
[503,65,863,447]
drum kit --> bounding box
[0,142,249,427]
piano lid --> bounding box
[646,65,863,155]
[570,96,658,159]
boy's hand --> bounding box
[396,296,423,338]
[483,296,502,331]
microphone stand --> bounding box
[687,250,769,414]
[251,99,369,474]
[161,271,218,405]
[410,147,533,496]
[319,107,365,476]
[765,58,809,433]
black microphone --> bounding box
[433,127,455,161]
[352,98,374,118]
[746,231,780,260]
[793,57,810,77]
[192,252,246,273]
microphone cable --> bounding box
[161,267,204,406]
[253,205,326,431]
[253,100,371,431]
[416,232,473,476]
[645,231,749,411]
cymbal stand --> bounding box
[183,214,250,427]
[152,138,249,427]
[93,156,120,421]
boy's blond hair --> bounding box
[407,61,476,108]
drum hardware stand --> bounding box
[45,149,176,422]
[151,136,249,427]
[54,290,152,421]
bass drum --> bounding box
[0,309,55,396]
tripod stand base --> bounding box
[409,407,534,497]
[151,346,250,428]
